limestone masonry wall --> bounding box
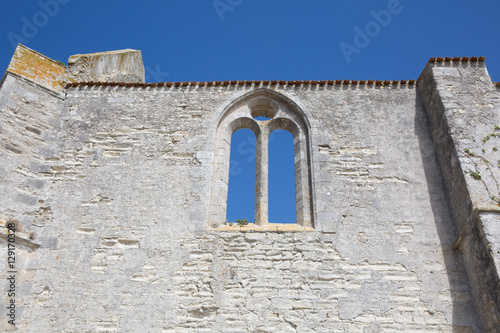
[0,45,498,332]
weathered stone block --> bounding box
[67,49,145,83]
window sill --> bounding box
[212,224,315,232]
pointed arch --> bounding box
[214,88,313,131]
[209,89,314,228]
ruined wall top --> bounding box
[4,44,66,93]
[67,48,144,84]
[2,45,145,94]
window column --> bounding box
[255,123,270,225]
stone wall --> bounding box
[418,59,500,332]
[167,230,478,332]
[1,47,497,332]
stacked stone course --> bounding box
[167,231,470,332]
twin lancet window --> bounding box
[209,89,314,228]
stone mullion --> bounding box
[255,123,270,225]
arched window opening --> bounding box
[209,89,314,229]
[269,129,297,224]
[226,128,256,224]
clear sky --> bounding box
[2,0,499,223]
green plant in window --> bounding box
[236,219,249,226]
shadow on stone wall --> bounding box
[414,96,482,332]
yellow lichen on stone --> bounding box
[6,44,67,93]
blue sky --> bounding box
[2,0,499,223]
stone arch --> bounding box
[209,89,314,228]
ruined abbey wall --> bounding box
[1,45,499,332]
